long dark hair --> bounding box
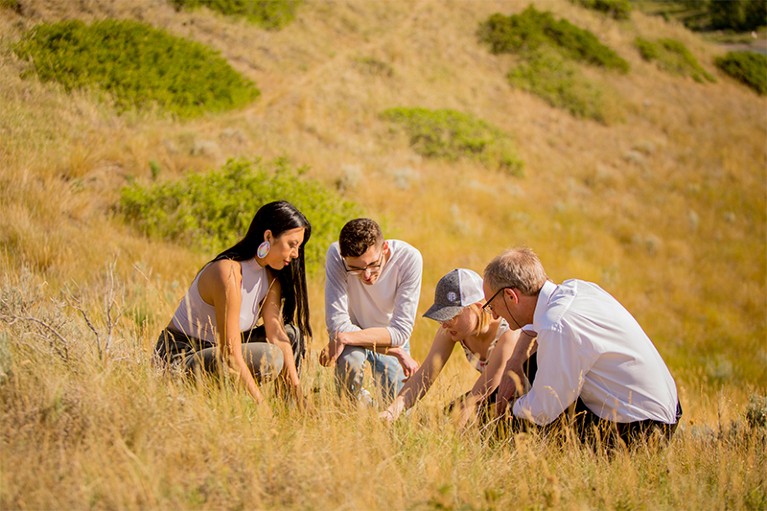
[213,200,312,338]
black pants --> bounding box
[560,398,683,449]
[154,324,306,374]
[495,354,681,449]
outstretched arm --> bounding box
[496,330,538,416]
[201,260,268,410]
[380,330,455,422]
[454,329,521,428]
[261,276,305,410]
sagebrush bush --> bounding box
[477,6,629,73]
[170,0,301,30]
[745,394,767,429]
[13,19,260,118]
[570,0,632,20]
[118,158,361,271]
[380,107,524,176]
[635,37,715,83]
[715,51,767,95]
[507,49,618,123]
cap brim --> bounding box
[423,304,463,322]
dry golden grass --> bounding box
[1,0,766,509]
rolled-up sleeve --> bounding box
[324,243,361,337]
[386,247,422,347]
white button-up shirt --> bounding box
[513,280,679,425]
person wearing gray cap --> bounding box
[380,268,531,427]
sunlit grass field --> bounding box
[1,0,765,509]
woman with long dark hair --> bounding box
[155,200,312,409]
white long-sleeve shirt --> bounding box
[513,280,679,425]
[324,240,422,348]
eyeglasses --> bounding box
[482,287,510,312]
[343,250,384,276]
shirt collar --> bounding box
[531,280,557,330]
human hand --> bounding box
[319,335,344,367]
[388,347,419,379]
[379,397,405,423]
[379,409,397,422]
[495,360,527,417]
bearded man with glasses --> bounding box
[320,218,422,405]
[483,247,682,448]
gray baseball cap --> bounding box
[423,268,485,322]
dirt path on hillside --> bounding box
[719,36,767,55]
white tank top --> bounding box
[170,258,271,343]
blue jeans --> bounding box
[334,343,408,404]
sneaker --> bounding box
[358,388,375,407]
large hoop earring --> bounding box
[257,240,271,259]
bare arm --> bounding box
[337,327,393,348]
[381,330,455,421]
[455,328,521,428]
[319,328,390,365]
[320,328,420,377]
[496,331,538,416]
[261,275,305,409]
[200,260,266,406]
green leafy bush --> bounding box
[118,158,361,271]
[715,51,767,95]
[170,0,301,30]
[13,19,260,118]
[507,49,617,123]
[0,0,20,12]
[708,0,766,32]
[477,6,629,73]
[570,0,632,20]
[380,107,524,176]
[635,37,715,83]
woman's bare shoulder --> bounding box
[199,259,242,289]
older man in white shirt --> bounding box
[483,247,681,447]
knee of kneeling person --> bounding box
[335,345,366,372]
[258,344,284,382]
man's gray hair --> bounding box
[483,247,548,296]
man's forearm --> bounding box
[337,327,393,349]
[510,331,537,366]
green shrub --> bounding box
[635,37,715,83]
[380,107,524,176]
[118,158,361,271]
[708,0,766,32]
[477,6,629,73]
[0,0,20,12]
[13,19,260,118]
[715,51,767,95]
[507,49,617,123]
[170,0,301,30]
[570,0,632,20]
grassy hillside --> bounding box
[1,0,765,509]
